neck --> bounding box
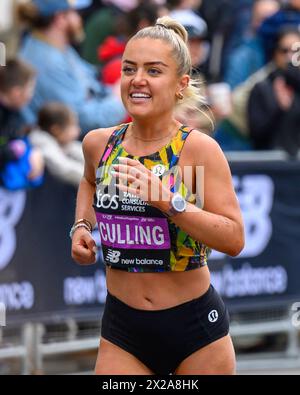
[130,113,179,141]
[33,28,68,50]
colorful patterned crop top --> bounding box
[93,123,211,272]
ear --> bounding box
[177,74,190,95]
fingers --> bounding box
[112,164,145,197]
[112,156,164,205]
[84,233,96,250]
[112,161,147,195]
[114,157,146,175]
[111,170,145,186]
[118,156,140,166]
[112,163,143,178]
[71,231,97,265]
[72,244,96,265]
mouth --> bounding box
[129,92,152,103]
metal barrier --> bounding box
[0,324,39,375]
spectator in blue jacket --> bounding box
[0,59,44,190]
[224,0,280,89]
[258,0,300,60]
[17,0,127,135]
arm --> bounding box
[63,141,84,163]
[74,132,98,227]
[71,128,111,265]
[164,133,244,256]
[29,131,83,186]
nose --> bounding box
[132,69,147,86]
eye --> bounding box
[148,68,161,76]
[122,66,135,75]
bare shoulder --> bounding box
[184,130,227,167]
[82,126,117,166]
[82,127,114,153]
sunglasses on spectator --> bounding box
[277,46,298,54]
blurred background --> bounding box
[0,0,300,375]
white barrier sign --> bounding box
[0,302,6,326]
[0,42,5,66]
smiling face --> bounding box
[121,37,189,121]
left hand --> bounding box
[28,148,45,180]
[111,157,172,210]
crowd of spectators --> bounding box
[1,0,300,191]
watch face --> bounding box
[173,194,186,212]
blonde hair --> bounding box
[131,16,206,114]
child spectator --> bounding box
[29,103,84,186]
[0,58,44,190]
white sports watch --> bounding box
[165,193,187,217]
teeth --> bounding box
[131,93,151,98]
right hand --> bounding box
[71,227,97,265]
[273,77,295,110]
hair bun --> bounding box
[155,16,188,44]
